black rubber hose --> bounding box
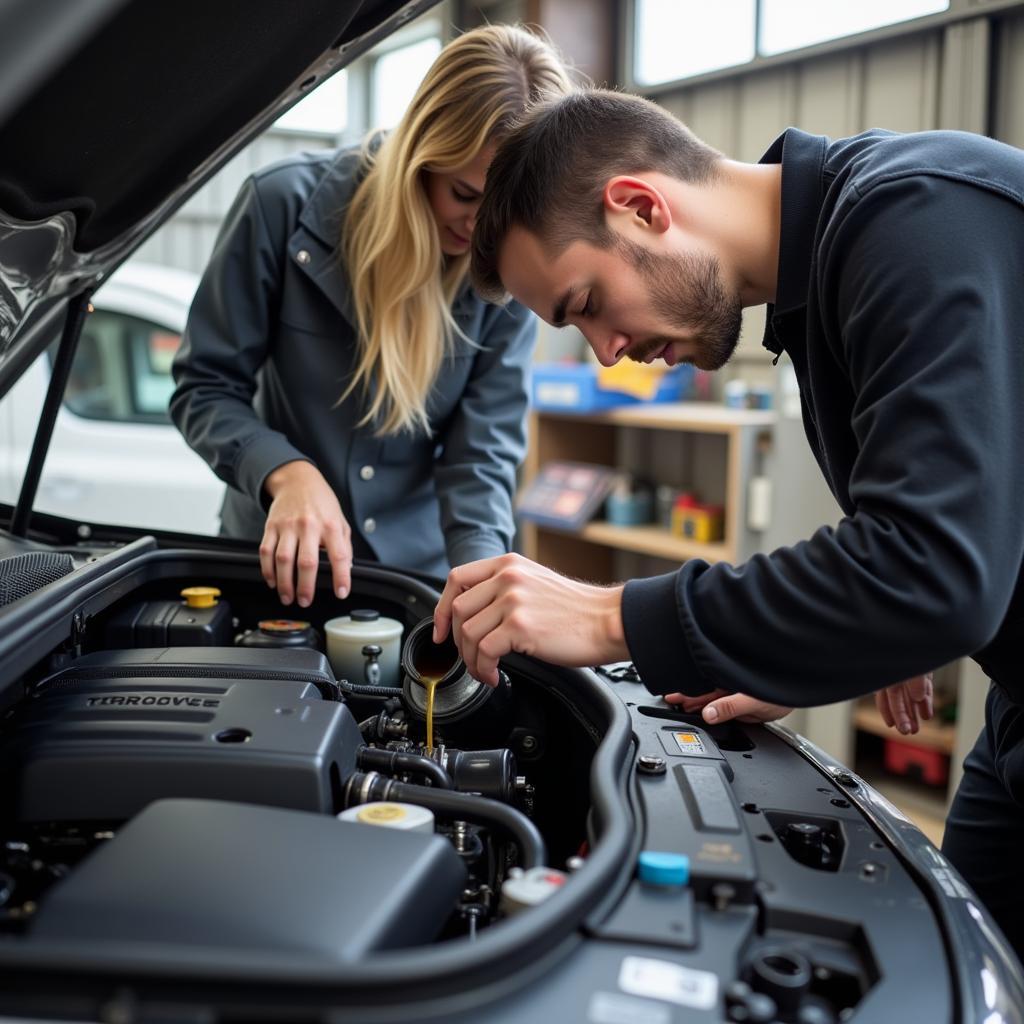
[345,772,546,869]
[357,747,453,789]
[337,678,405,699]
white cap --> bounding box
[500,866,568,915]
[337,802,435,834]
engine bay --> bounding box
[0,551,607,968]
[0,537,1015,1023]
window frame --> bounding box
[622,0,1022,95]
[340,6,450,145]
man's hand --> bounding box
[874,673,934,735]
[662,672,935,733]
[260,460,352,607]
[664,689,792,724]
[433,553,629,686]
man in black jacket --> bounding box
[433,90,1024,958]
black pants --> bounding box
[942,682,1024,962]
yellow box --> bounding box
[672,504,724,543]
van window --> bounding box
[49,310,180,425]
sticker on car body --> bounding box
[618,955,718,1010]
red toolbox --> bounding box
[884,738,949,787]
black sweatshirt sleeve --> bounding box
[623,176,1024,704]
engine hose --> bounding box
[337,678,405,699]
[344,771,546,870]
[357,747,453,789]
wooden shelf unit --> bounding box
[579,522,729,563]
[520,403,775,579]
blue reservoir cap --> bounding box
[637,851,690,887]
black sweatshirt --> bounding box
[622,128,1024,707]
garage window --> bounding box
[632,0,951,86]
[371,36,442,129]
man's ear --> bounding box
[603,176,672,235]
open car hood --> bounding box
[0,0,438,400]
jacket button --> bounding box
[359,465,375,481]
[296,249,311,265]
[363,517,376,534]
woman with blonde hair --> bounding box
[171,25,573,605]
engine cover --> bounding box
[28,799,467,962]
[2,649,362,821]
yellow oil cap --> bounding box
[180,586,221,609]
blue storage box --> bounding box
[605,488,654,526]
[530,362,693,412]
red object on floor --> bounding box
[884,738,949,787]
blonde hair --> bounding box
[341,25,574,435]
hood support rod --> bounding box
[11,290,92,537]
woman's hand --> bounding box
[261,460,352,606]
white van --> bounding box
[0,262,223,534]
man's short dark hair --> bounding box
[471,89,722,301]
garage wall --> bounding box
[132,128,338,275]
[994,7,1024,146]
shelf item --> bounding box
[884,737,949,788]
[531,361,694,412]
[605,477,655,526]
[517,461,616,531]
[671,497,724,543]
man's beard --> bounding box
[617,239,742,371]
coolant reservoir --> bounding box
[324,609,403,687]
[104,587,233,647]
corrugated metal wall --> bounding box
[994,8,1024,145]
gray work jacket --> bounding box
[169,147,535,578]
